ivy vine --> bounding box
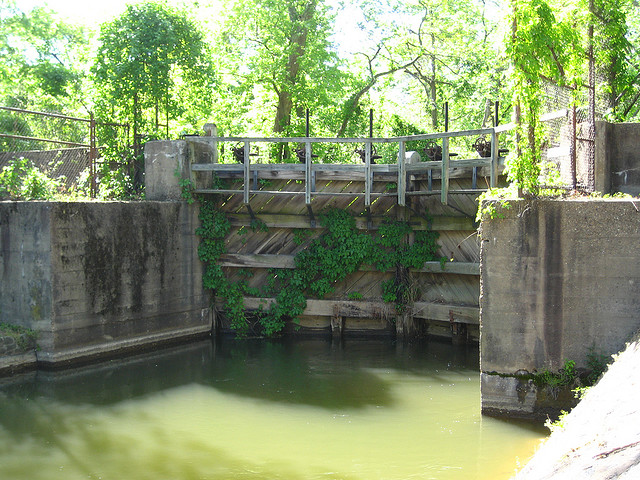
[196,199,441,337]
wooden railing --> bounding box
[188,125,512,206]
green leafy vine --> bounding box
[196,201,441,337]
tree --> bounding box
[93,2,216,143]
[0,1,88,112]
[217,0,346,153]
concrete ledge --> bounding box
[0,350,38,375]
[35,324,212,368]
[481,373,578,422]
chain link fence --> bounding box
[539,69,613,193]
[0,106,129,196]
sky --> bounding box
[17,0,183,27]
[16,0,369,55]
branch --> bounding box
[336,52,422,137]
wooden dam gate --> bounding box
[183,126,510,342]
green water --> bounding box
[0,338,545,480]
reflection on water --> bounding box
[0,338,545,479]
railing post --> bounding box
[441,136,449,205]
[305,140,312,205]
[397,140,406,206]
[243,140,250,204]
[490,128,497,188]
[203,123,218,164]
[365,140,372,207]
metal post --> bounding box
[444,102,449,132]
[369,108,374,138]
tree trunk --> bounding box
[272,0,318,159]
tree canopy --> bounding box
[92,1,216,139]
[1,0,639,185]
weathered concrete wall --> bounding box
[0,201,212,367]
[145,138,216,201]
[596,121,640,195]
[479,199,640,418]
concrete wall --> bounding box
[145,138,216,201]
[0,201,212,366]
[479,199,640,418]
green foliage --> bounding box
[0,3,89,112]
[533,359,578,390]
[585,345,609,385]
[96,165,138,200]
[293,228,313,245]
[93,2,215,138]
[179,177,196,205]
[347,292,363,300]
[381,278,399,304]
[250,218,268,233]
[0,157,61,200]
[545,408,570,433]
[476,187,517,222]
[0,322,38,351]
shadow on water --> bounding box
[0,336,479,413]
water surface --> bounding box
[0,338,545,479]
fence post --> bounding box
[243,141,250,204]
[490,128,497,188]
[305,140,312,205]
[441,136,449,205]
[365,140,372,207]
[89,112,97,198]
[397,140,406,206]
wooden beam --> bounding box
[441,137,449,205]
[243,141,250,204]
[490,129,498,188]
[415,261,480,275]
[221,213,476,231]
[215,297,478,324]
[412,302,479,324]
[218,254,479,275]
[185,127,498,146]
[398,140,406,206]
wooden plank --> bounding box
[412,301,479,324]
[398,140,406,206]
[216,297,478,324]
[441,137,449,205]
[305,141,312,204]
[415,261,479,275]
[221,212,475,231]
[243,141,250,204]
[490,129,498,188]
[364,141,372,207]
[187,128,496,145]
[218,254,479,275]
